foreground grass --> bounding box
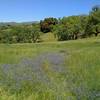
[0,37,100,100]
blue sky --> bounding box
[0,0,100,22]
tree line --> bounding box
[0,5,100,43]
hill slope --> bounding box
[0,37,100,100]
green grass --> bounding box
[0,37,100,100]
[40,32,57,42]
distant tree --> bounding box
[40,17,58,33]
[85,5,100,36]
[28,25,42,43]
[79,15,89,38]
[53,25,69,41]
[0,23,42,43]
[0,29,14,43]
[59,16,83,40]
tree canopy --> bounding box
[0,5,100,43]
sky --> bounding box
[0,0,100,22]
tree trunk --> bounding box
[95,32,98,37]
[75,35,78,39]
[74,34,78,40]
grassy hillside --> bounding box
[40,32,57,42]
[0,37,100,100]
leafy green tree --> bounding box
[0,29,13,43]
[79,15,89,38]
[53,25,69,41]
[28,25,42,43]
[85,5,100,36]
[0,24,42,43]
[58,16,83,40]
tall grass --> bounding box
[0,37,100,100]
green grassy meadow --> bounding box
[0,37,100,100]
